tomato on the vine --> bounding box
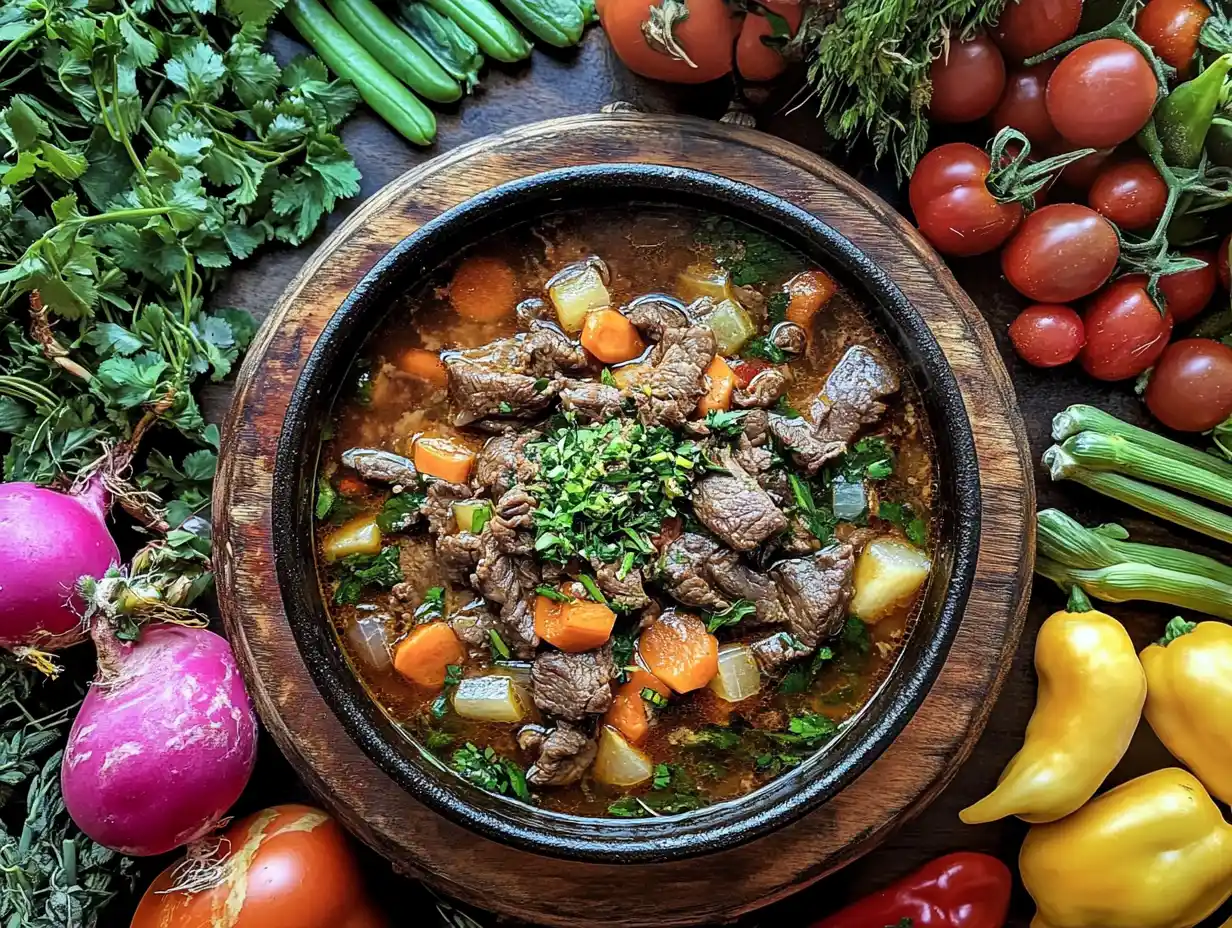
[1134,0,1211,76]
[1159,250,1217,321]
[1060,147,1115,190]
[991,0,1083,61]
[600,0,741,84]
[909,143,1022,256]
[991,62,1059,146]
[1087,157,1168,231]
[1001,204,1119,302]
[1146,339,1232,431]
[929,32,1007,123]
[736,0,801,82]
[1046,39,1158,148]
[1080,276,1174,381]
[1009,304,1086,367]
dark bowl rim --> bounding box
[271,163,981,863]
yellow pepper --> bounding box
[960,589,1145,824]
[1141,618,1232,805]
[1020,768,1232,928]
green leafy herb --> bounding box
[498,400,513,414]
[878,501,928,546]
[488,629,511,660]
[641,687,669,708]
[703,408,749,436]
[742,336,788,363]
[415,586,446,623]
[431,664,464,719]
[376,491,426,533]
[600,367,617,386]
[652,763,673,790]
[756,712,840,774]
[334,546,403,605]
[695,216,797,286]
[774,396,802,419]
[789,473,837,543]
[316,476,339,521]
[607,764,703,817]
[778,645,836,694]
[843,437,894,481]
[679,725,743,751]
[610,630,637,682]
[704,599,757,633]
[451,743,531,801]
[841,616,871,655]
[767,290,789,324]
[424,727,455,751]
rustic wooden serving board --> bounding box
[213,113,1034,927]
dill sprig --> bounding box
[796,0,1008,180]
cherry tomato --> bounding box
[1087,157,1168,231]
[992,0,1083,61]
[1046,39,1158,148]
[991,62,1059,146]
[908,143,1023,256]
[1001,204,1120,302]
[131,805,385,928]
[1159,250,1217,321]
[1080,276,1174,381]
[1135,0,1211,76]
[1219,233,1231,289]
[736,0,801,82]
[730,358,773,387]
[1146,339,1232,431]
[929,32,1007,123]
[600,0,741,84]
[1059,147,1116,190]
[1009,303,1086,367]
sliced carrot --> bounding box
[697,355,736,416]
[449,255,518,323]
[394,622,465,688]
[638,612,719,694]
[413,437,476,483]
[604,669,671,745]
[396,348,448,387]
[535,597,616,653]
[784,269,837,333]
[580,309,646,364]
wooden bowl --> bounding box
[215,114,1033,925]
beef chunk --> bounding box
[770,544,855,649]
[770,322,807,358]
[499,595,540,656]
[627,295,689,347]
[449,599,499,650]
[524,327,589,376]
[340,448,418,487]
[750,631,811,674]
[532,646,616,720]
[657,533,733,609]
[593,561,651,610]
[437,531,482,582]
[733,369,788,409]
[421,480,472,536]
[486,487,536,556]
[446,360,557,428]
[517,723,597,786]
[391,535,444,604]
[516,297,553,327]
[634,324,716,428]
[692,448,787,551]
[768,412,845,475]
[475,434,519,499]
[560,380,625,422]
[812,345,900,444]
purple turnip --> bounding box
[0,478,119,653]
[62,622,258,856]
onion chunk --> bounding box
[594,725,654,786]
[708,643,762,702]
[851,537,932,621]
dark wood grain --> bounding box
[212,111,1033,927]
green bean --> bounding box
[285,0,437,145]
[394,0,484,92]
[496,0,586,47]
[324,0,461,103]
[422,0,532,62]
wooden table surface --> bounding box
[111,25,1230,928]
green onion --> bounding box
[534,585,573,603]
[577,573,608,605]
[640,687,669,708]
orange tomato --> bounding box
[600,0,741,84]
[736,0,802,82]
[130,805,386,928]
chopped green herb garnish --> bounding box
[641,687,669,708]
[695,216,797,287]
[534,377,551,392]
[704,599,758,633]
[450,743,531,801]
[652,763,672,790]
[778,646,836,694]
[742,336,787,364]
[767,290,790,324]
[774,396,802,419]
[316,476,338,521]
[425,728,455,751]
[376,491,425,533]
[333,546,404,605]
[601,368,617,386]
[842,438,894,482]
[607,764,704,817]
[469,504,492,535]
[354,367,374,405]
[878,501,928,546]
[841,616,871,655]
[789,474,837,543]
[415,586,446,623]
[611,631,637,683]
[534,586,574,603]
[577,573,608,606]
[488,629,511,660]
[680,725,743,751]
[498,400,513,414]
[431,664,464,719]
[756,712,840,774]
[703,408,749,437]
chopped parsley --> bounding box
[841,616,872,655]
[742,336,787,364]
[610,631,637,682]
[315,476,338,520]
[842,437,894,482]
[695,216,797,287]
[451,743,531,801]
[376,491,426,533]
[878,501,928,547]
[498,400,514,414]
[607,764,704,817]
[431,664,463,719]
[778,645,836,694]
[704,599,758,633]
[703,408,749,436]
[774,396,802,418]
[414,586,446,623]
[488,629,511,660]
[767,290,789,324]
[789,474,837,543]
[333,546,404,605]
[600,367,617,386]
[756,713,840,775]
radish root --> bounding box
[161,835,234,895]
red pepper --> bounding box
[809,852,1011,928]
[729,358,772,388]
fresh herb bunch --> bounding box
[450,742,531,801]
[796,0,1007,179]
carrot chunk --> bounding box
[784,269,837,332]
[396,348,448,387]
[580,309,646,363]
[638,612,719,694]
[604,669,671,745]
[697,355,736,416]
[394,622,465,688]
[413,437,475,483]
[534,596,616,652]
[449,255,518,322]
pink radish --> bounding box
[62,622,258,856]
[0,478,119,652]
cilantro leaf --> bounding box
[333,546,404,605]
[451,743,532,802]
[704,599,757,633]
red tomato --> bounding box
[1160,250,1218,322]
[908,143,1023,257]
[730,358,772,387]
[736,0,801,82]
[1146,339,1232,431]
[1087,157,1168,231]
[131,805,386,928]
[600,0,741,84]
[990,62,1059,146]
[1001,204,1120,302]
[929,32,1007,123]
[1060,147,1116,190]
[992,0,1083,61]
[1080,277,1174,381]
[1135,0,1211,75]
[1219,233,1231,289]
[1046,39,1158,148]
[1009,303,1086,367]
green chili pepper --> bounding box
[496,0,587,46]
[1206,115,1232,167]
[1154,54,1232,168]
